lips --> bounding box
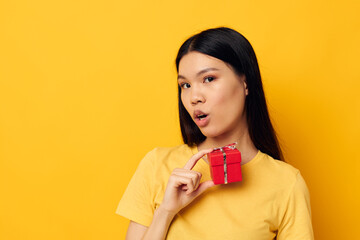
[193,110,210,127]
[193,110,208,119]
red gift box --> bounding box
[206,144,242,185]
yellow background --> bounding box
[1,0,359,239]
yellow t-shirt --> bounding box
[116,144,314,240]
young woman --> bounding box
[116,27,314,240]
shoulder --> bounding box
[262,155,314,238]
[254,153,311,212]
[257,152,305,189]
[263,152,299,176]
[141,144,193,169]
[150,144,192,157]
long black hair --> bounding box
[175,27,284,161]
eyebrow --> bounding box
[177,67,220,80]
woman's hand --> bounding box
[128,149,215,240]
[159,149,215,216]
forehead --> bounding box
[178,51,231,75]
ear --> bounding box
[241,75,248,96]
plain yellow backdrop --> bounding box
[0,0,359,239]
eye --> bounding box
[180,83,191,89]
[204,76,215,83]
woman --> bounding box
[116,27,314,239]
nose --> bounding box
[190,87,205,105]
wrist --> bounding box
[143,206,176,240]
[156,205,177,221]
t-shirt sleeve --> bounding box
[115,149,157,227]
[277,172,314,240]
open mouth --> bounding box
[196,114,208,120]
[193,110,209,126]
[193,110,210,127]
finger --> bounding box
[183,148,213,170]
[191,180,215,198]
[193,172,201,190]
[172,172,200,192]
[194,176,200,190]
[182,174,201,191]
[169,174,195,192]
[173,169,202,187]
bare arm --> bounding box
[126,221,147,240]
[125,149,215,240]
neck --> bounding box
[197,128,258,164]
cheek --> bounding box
[213,88,246,116]
[214,86,243,106]
[180,92,190,111]
[180,93,185,106]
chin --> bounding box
[199,124,239,140]
[199,128,224,139]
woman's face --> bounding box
[178,51,249,140]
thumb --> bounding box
[192,180,215,198]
